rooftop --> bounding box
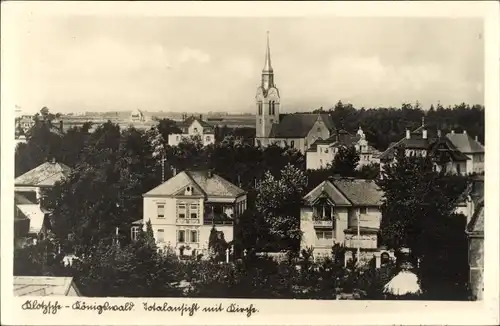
[446,131,484,154]
[14,276,80,296]
[269,113,335,138]
[15,161,71,187]
[144,170,246,198]
[304,177,383,206]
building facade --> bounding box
[306,127,380,170]
[300,177,384,260]
[466,197,484,300]
[446,130,485,174]
[168,116,215,147]
[253,33,336,153]
[379,125,470,176]
[141,170,247,257]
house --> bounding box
[140,170,247,257]
[465,197,484,300]
[14,276,81,296]
[168,115,215,147]
[14,160,71,247]
[253,32,336,153]
[306,127,380,170]
[15,160,72,202]
[17,115,35,133]
[300,177,384,261]
[379,124,470,176]
[446,130,485,174]
[130,109,146,122]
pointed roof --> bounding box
[14,276,81,296]
[263,31,273,72]
[178,116,214,133]
[15,162,72,187]
[269,113,335,138]
[303,178,383,206]
[144,170,246,198]
[446,132,484,154]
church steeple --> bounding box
[263,31,273,72]
[261,31,274,90]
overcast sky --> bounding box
[13,16,484,114]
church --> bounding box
[254,32,336,153]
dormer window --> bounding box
[185,186,193,196]
[193,128,198,133]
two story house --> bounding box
[446,130,485,174]
[14,160,72,247]
[300,177,384,261]
[168,116,215,147]
[140,170,247,257]
[306,127,380,170]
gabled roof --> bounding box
[15,193,34,205]
[303,180,352,206]
[332,178,383,206]
[144,170,246,198]
[379,125,427,160]
[14,276,81,296]
[303,178,383,206]
[446,132,484,154]
[178,116,214,133]
[16,204,47,234]
[269,113,335,138]
[428,136,470,161]
[15,162,71,187]
[466,198,484,235]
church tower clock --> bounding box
[255,31,280,139]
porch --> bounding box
[203,203,236,225]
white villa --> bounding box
[300,177,385,262]
[168,116,216,147]
[306,128,380,170]
[138,170,247,257]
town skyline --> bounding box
[12,16,484,115]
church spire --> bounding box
[263,31,273,72]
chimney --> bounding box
[463,130,467,134]
[207,170,213,178]
[451,130,455,134]
[406,129,410,139]
[51,157,56,164]
[199,114,203,121]
[422,129,427,139]
[172,167,177,176]
[437,130,442,138]
[475,135,478,142]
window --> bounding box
[206,136,211,142]
[190,212,198,219]
[320,159,323,166]
[176,135,180,141]
[360,207,367,215]
[269,101,273,115]
[194,127,198,133]
[178,230,185,243]
[290,140,295,148]
[258,101,263,115]
[316,230,333,240]
[157,204,165,218]
[317,127,321,132]
[190,230,198,243]
[131,226,140,241]
[157,229,165,243]
[320,147,323,153]
[456,164,461,174]
[178,203,186,219]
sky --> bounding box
[12,16,484,114]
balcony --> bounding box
[203,212,234,225]
[315,238,333,248]
[176,218,201,225]
[312,219,333,228]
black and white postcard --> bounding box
[1,1,499,325]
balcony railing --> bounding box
[203,212,234,225]
[312,219,333,227]
[176,218,201,225]
[203,219,233,225]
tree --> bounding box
[356,163,380,180]
[332,145,360,177]
[255,163,307,251]
[208,226,228,261]
[377,147,470,298]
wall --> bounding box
[300,206,349,250]
[347,207,381,229]
[468,236,484,300]
[305,119,331,152]
[471,153,484,174]
[255,137,306,153]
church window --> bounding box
[290,140,295,148]
[269,101,273,115]
[258,101,263,115]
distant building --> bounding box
[168,115,215,147]
[300,177,385,261]
[140,170,247,257]
[14,160,72,247]
[446,130,484,174]
[306,127,380,170]
[130,109,146,122]
[253,32,336,153]
[14,276,81,296]
[379,124,471,176]
[17,115,35,133]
